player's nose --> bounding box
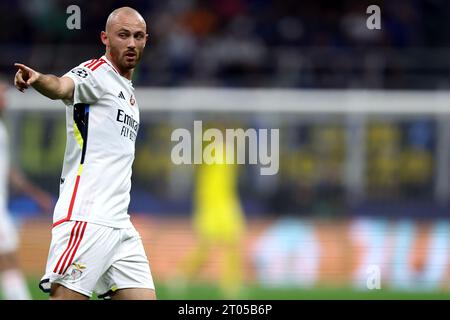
[127,37,136,49]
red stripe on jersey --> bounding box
[102,60,119,74]
[83,59,97,69]
[58,222,83,274]
[51,174,81,230]
[67,175,81,221]
[53,221,80,273]
[90,59,107,71]
[52,218,68,228]
[62,222,87,275]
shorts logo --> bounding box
[65,262,86,281]
[71,68,89,79]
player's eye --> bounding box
[119,33,128,39]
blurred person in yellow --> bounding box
[0,80,53,299]
[173,124,246,299]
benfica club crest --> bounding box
[130,95,135,106]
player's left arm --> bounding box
[9,167,54,214]
[13,63,74,101]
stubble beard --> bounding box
[110,47,139,71]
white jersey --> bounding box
[0,120,8,215]
[53,56,139,228]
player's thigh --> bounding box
[96,227,155,299]
[110,288,156,300]
[50,283,89,300]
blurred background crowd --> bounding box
[2,0,450,88]
[1,0,447,217]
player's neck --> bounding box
[104,53,133,80]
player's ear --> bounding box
[100,31,108,46]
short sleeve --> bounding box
[62,65,105,106]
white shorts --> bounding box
[0,210,19,254]
[39,220,155,298]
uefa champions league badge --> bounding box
[130,95,135,106]
[71,67,89,79]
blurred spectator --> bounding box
[170,129,246,298]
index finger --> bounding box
[14,63,31,72]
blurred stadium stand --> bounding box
[2,0,450,89]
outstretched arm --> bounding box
[14,63,74,101]
[9,167,54,214]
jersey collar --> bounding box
[101,55,134,88]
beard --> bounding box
[110,46,141,70]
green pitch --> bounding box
[25,278,450,300]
